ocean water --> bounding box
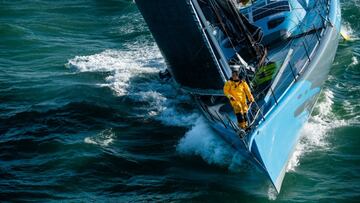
[0,0,359,202]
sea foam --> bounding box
[84,128,115,147]
[287,90,347,172]
[176,117,240,167]
[66,43,199,127]
[67,40,350,198]
[68,44,348,172]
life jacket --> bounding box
[252,62,277,91]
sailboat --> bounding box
[135,0,341,192]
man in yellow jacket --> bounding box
[224,65,255,129]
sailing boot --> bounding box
[238,121,247,129]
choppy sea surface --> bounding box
[0,0,359,202]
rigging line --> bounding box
[227,0,266,62]
[253,7,305,19]
[265,12,326,62]
[209,0,267,69]
[227,1,256,45]
[208,0,238,51]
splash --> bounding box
[267,186,278,201]
[177,117,233,166]
[350,56,358,66]
[176,117,245,170]
[177,117,278,199]
[66,43,199,127]
[84,129,115,147]
[286,90,347,172]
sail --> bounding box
[136,0,226,93]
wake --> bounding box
[66,38,352,200]
[66,42,199,127]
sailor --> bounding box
[224,65,255,129]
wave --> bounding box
[66,16,359,200]
[287,89,348,172]
[176,117,241,168]
[66,43,199,127]
[84,128,115,147]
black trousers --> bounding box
[236,113,247,123]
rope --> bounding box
[208,0,238,51]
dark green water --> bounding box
[0,0,359,202]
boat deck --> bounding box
[199,0,330,134]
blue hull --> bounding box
[249,0,341,191]
[209,0,341,192]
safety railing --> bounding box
[197,0,332,137]
[198,31,327,136]
[244,0,331,128]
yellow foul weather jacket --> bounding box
[223,79,255,114]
